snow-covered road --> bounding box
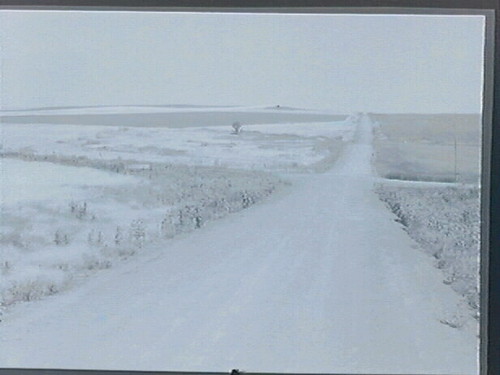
[0,116,478,374]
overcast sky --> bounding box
[0,11,485,113]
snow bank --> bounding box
[375,183,480,321]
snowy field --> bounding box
[0,107,352,310]
[0,110,481,374]
[1,108,351,172]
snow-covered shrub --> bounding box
[129,219,146,248]
[1,269,71,307]
[70,201,90,220]
[81,253,112,271]
[54,230,70,246]
[375,183,480,317]
[114,226,124,245]
[87,229,104,247]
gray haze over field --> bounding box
[0,11,485,113]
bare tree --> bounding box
[232,121,243,135]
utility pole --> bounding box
[454,124,458,182]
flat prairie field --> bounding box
[371,113,482,183]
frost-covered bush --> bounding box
[54,230,70,246]
[129,219,146,248]
[375,184,480,316]
[1,269,71,307]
